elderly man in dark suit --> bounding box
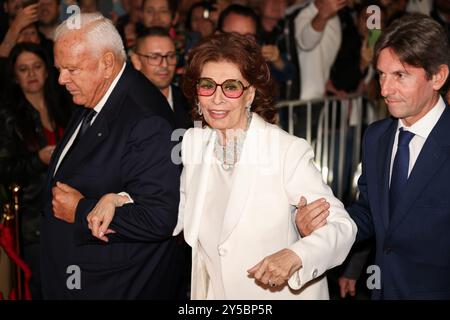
[297,14,450,299]
[40,12,184,299]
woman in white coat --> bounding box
[176,33,356,299]
[87,33,357,300]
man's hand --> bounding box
[295,196,330,237]
[247,248,302,288]
[315,0,347,21]
[52,182,84,223]
[339,276,357,298]
[312,0,347,32]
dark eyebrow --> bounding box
[376,68,409,75]
[147,51,177,55]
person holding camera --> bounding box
[0,1,39,57]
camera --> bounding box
[202,0,217,19]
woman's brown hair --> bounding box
[182,32,277,125]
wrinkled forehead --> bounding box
[54,34,92,65]
[55,33,86,53]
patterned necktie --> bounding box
[389,128,415,218]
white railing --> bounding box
[276,95,378,201]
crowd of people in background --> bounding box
[0,0,449,300]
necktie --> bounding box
[78,108,97,139]
[63,109,97,159]
[54,108,97,175]
[389,128,415,217]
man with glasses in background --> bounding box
[131,27,192,130]
[129,26,193,298]
[140,0,198,81]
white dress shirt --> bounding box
[389,96,446,184]
[54,63,126,175]
[198,161,233,299]
[167,85,174,111]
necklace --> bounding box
[214,113,252,171]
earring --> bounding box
[246,105,252,118]
[197,102,203,116]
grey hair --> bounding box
[55,12,126,61]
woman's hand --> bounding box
[87,193,129,242]
[247,248,302,288]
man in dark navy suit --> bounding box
[130,26,192,130]
[297,14,450,299]
[40,12,184,299]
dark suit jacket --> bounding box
[171,84,193,130]
[348,101,450,299]
[40,65,184,299]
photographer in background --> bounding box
[130,27,192,130]
[218,4,295,102]
[1,1,39,48]
[38,0,61,40]
[185,1,216,39]
[0,0,54,93]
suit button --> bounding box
[312,269,318,278]
[384,247,392,254]
[218,247,227,257]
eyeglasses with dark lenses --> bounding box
[135,52,178,66]
[196,78,250,99]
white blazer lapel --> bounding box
[184,128,216,246]
[219,115,263,244]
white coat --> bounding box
[174,113,357,299]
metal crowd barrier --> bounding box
[276,95,378,202]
